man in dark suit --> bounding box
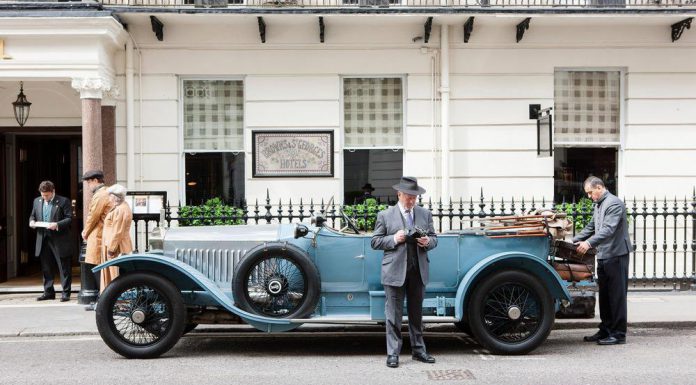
[371,176,438,368]
[573,176,632,345]
[29,180,73,301]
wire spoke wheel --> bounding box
[244,256,307,317]
[481,283,540,343]
[96,273,186,359]
[110,285,172,346]
[468,270,554,355]
[233,243,320,322]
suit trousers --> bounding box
[39,241,72,295]
[597,255,629,338]
[384,264,426,356]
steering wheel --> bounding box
[339,208,361,234]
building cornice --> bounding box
[0,16,127,47]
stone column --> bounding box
[102,87,119,186]
[72,76,112,306]
[72,77,112,222]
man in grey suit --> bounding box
[573,176,632,345]
[29,180,74,302]
[371,176,438,368]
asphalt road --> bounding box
[1,326,694,385]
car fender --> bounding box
[93,253,292,330]
[454,251,571,321]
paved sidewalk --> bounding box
[0,291,695,338]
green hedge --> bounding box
[341,198,388,231]
[177,197,245,227]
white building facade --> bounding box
[0,1,695,281]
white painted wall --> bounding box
[4,14,693,206]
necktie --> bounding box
[405,209,413,228]
[43,201,51,222]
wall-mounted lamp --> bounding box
[13,81,31,127]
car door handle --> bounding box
[354,254,365,260]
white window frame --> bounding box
[178,76,246,205]
[340,75,407,151]
[553,67,627,197]
[340,75,407,203]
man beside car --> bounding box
[574,176,632,345]
[371,176,438,368]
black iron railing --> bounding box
[131,188,696,288]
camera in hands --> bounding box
[405,227,428,244]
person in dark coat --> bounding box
[371,176,438,368]
[354,183,376,204]
[573,176,632,345]
[29,180,73,301]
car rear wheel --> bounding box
[233,243,320,319]
[96,272,186,359]
[467,270,554,355]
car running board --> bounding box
[289,316,459,324]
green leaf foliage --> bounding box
[554,197,594,231]
[178,197,245,227]
[342,198,388,232]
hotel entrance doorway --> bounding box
[6,133,82,282]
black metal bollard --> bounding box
[77,242,99,305]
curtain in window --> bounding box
[344,78,403,148]
[554,71,620,143]
[183,80,244,151]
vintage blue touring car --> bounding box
[93,213,582,359]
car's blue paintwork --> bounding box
[94,223,571,331]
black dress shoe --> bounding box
[412,352,436,364]
[60,294,70,302]
[583,332,608,342]
[597,336,626,345]
[386,355,399,368]
[36,293,55,301]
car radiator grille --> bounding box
[173,248,247,285]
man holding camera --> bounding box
[371,176,438,368]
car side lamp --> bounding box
[294,224,310,239]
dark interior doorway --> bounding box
[554,147,618,203]
[15,135,82,277]
[343,149,403,205]
[184,152,245,206]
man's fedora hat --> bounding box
[392,176,426,196]
[361,183,375,192]
[82,169,104,181]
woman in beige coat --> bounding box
[100,184,134,293]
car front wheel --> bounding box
[96,272,186,359]
[468,270,554,355]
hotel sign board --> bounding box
[253,131,334,177]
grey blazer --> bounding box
[371,204,438,286]
[572,191,632,260]
[29,195,73,258]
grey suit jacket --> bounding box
[371,204,438,287]
[29,195,73,258]
[572,191,632,260]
